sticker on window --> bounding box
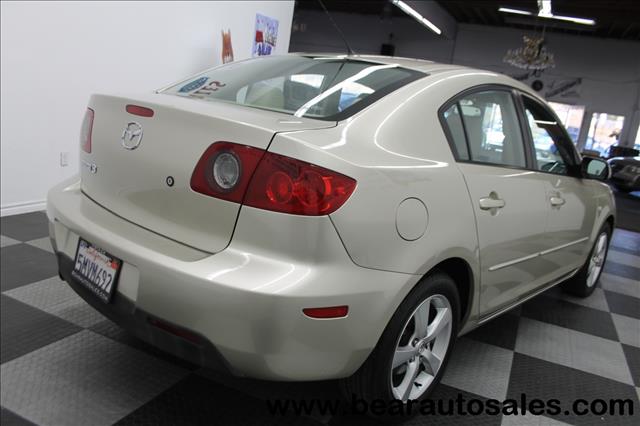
[179,77,209,93]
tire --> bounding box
[340,271,460,417]
[561,223,611,298]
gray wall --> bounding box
[290,9,640,148]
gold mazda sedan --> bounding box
[47,54,615,405]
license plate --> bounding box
[71,239,122,303]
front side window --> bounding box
[548,101,585,144]
[522,96,578,175]
[162,55,424,120]
[452,90,526,168]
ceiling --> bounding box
[294,0,640,41]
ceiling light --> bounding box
[498,0,595,26]
[392,0,442,35]
[498,7,533,16]
[540,14,596,26]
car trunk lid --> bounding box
[81,92,334,253]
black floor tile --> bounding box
[89,319,198,370]
[621,344,640,387]
[114,373,323,426]
[604,290,640,320]
[507,353,639,425]
[520,294,618,340]
[0,244,58,291]
[0,211,49,242]
[465,312,520,351]
[1,295,82,363]
[603,260,640,281]
[0,408,36,426]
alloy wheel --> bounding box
[587,232,608,288]
[390,294,453,402]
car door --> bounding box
[441,87,551,317]
[519,94,595,276]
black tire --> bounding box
[561,223,612,297]
[339,271,460,417]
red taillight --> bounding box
[80,108,94,153]
[190,142,264,203]
[126,104,154,117]
[303,306,349,319]
[245,151,356,215]
[190,142,356,216]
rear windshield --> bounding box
[161,55,425,121]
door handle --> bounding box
[479,197,506,210]
[550,196,566,207]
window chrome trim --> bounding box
[488,252,541,272]
[488,236,589,271]
[539,237,589,256]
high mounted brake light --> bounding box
[126,104,154,117]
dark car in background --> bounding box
[608,156,640,193]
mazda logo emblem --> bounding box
[121,122,143,150]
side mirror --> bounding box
[581,157,611,181]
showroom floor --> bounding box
[1,207,639,426]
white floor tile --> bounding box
[515,318,633,385]
[0,331,188,426]
[441,337,514,400]
[1,235,20,247]
[612,313,640,348]
[600,273,640,298]
[4,276,105,327]
[26,237,54,253]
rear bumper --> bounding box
[57,252,232,373]
[47,177,418,381]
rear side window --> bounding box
[441,90,526,168]
[162,55,425,121]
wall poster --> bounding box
[221,29,234,63]
[252,13,279,57]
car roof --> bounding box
[291,52,464,73]
[290,52,540,100]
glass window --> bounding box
[548,101,585,144]
[458,91,526,168]
[522,96,579,175]
[442,103,469,160]
[586,112,625,156]
[634,124,640,151]
[161,55,424,120]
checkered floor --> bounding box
[1,211,639,426]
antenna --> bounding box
[317,0,356,56]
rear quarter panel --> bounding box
[268,70,515,329]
